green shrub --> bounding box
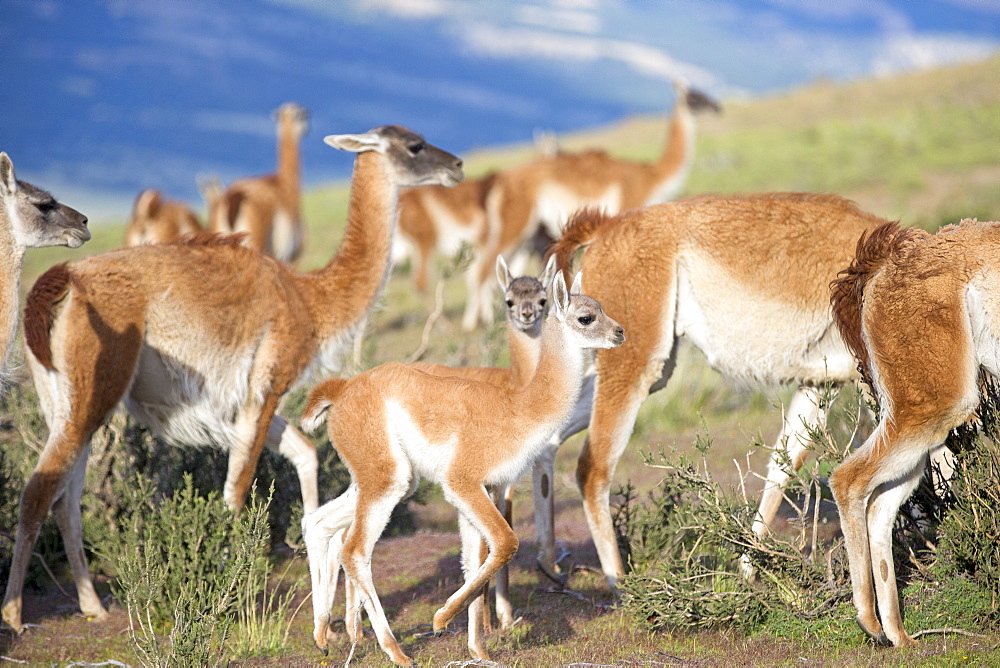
[100,474,273,667]
[0,381,422,588]
[616,377,1000,643]
[615,428,851,636]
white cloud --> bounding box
[872,34,1000,75]
[453,21,717,88]
[935,0,1000,14]
[317,59,542,118]
[192,111,276,138]
[62,76,97,98]
[355,0,460,19]
[515,6,601,34]
[762,0,911,33]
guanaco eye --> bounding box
[505,300,514,308]
[578,315,594,325]
[539,298,547,307]
[37,201,57,213]
[408,142,425,155]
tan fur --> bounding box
[124,188,203,246]
[829,218,1000,648]
[461,82,720,331]
[831,222,930,384]
[307,257,555,660]
[209,103,309,263]
[300,271,624,665]
[397,172,498,292]
[0,153,90,389]
[1,128,463,634]
[544,192,888,589]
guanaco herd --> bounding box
[0,83,995,663]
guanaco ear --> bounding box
[0,152,17,198]
[570,270,583,295]
[539,255,557,292]
[551,270,569,320]
[324,133,387,153]
[495,255,512,292]
[134,189,161,218]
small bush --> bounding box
[932,379,1000,626]
[100,474,274,667]
[616,378,1000,642]
[615,430,851,635]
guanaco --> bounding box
[462,80,720,331]
[830,218,1000,647]
[0,152,90,387]
[300,270,624,665]
[124,188,202,246]
[546,193,899,590]
[210,102,309,263]
[2,126,462,634]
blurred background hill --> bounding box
[21,53,1000,284]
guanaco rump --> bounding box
[210,102,309,263]
[1,126,463,634]
[394,171,498,293]
[0,152,90,386]
[300,270,625,665]
[124,188,203,246]
[830,218,1000,647]
[546,193,903,590]
[461,80,720,331]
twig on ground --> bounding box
[405,279,446,363]
[30,551,74,601]
[911,627,990,640]
[539,586,613,614]
[411,623,457,639]
[571,564,604,577]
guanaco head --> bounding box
[551,270,625,350]
[323,125,464,188]
[673,78,721,114]
[496,254,557,333]
[274,102,310,139]
[125,188,202,247]
[0,152,90,249]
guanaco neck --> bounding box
[507,320,542,388]
[295,151,397,343]
[0,216,26,381]
[643,97,694,205]
[514,315,585,418]
[277,119,302,213]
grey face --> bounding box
[505,276,547,332]
[371,125,464,188]
[565,295,626,349]
[276,102,310,136]
[8,179,91,249]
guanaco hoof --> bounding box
[856,617,890,646]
